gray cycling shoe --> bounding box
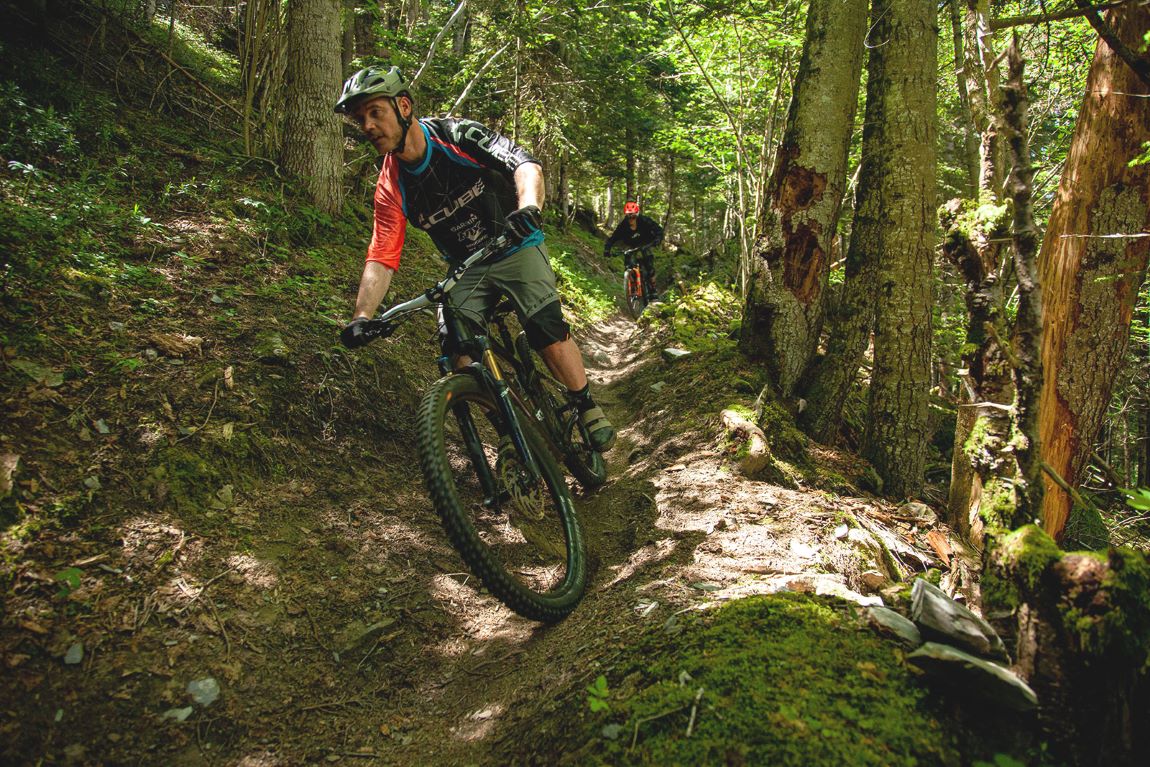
[580,406,616,452]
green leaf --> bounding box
[1121,487,1150,512]
[54,567,82,595]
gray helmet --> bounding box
[334,66,410,114]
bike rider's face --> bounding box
[350,96,409,154]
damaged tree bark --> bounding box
[740,0,867,397]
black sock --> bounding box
[567,383,595,412]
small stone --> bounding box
[834,523,849,539]
[143,348,159,361]
[860,570,889,591]
[899,501,938,525]
[108,322,126,331]
[866,606,923,648]
[907,642,1038,712]
[162,707,194,722]
[911,579,1008,661]
[63,642,84,665]
[661,347,692,362]
[649,381,666,393]
[186,677,220,706]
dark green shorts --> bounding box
[440,243,570,351]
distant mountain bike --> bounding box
[355,235,606,622]
[621,247,648,319]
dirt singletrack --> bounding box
[2,306,956,766]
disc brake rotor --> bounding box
[497,439,546,521]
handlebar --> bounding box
[356,233,512,345]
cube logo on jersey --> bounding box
[415,178,486,229]
[462,124,516,166]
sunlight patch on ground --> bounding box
[118,516,200,571]
[605,538,678,587]
[453,702,505,742]
[225,553,278,588]
[233,751,286,766]
[428,574,534,646]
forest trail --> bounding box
[2,300,963,767]
[341,309,943,766]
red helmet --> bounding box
[624,201,640,215]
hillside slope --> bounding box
[2,10,1041,766]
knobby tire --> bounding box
[417,373,586,622]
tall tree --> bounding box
[281,0,345,216]
[860,0,938,498]
[1037,1,1150,539]
[740,0,867,397]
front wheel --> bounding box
[417,373,586,622]
[624,268,646,319]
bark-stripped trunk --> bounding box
[740,0,867,397]
[1038,1,1150,540]
[860,0,938,499]
[282,0,345,216]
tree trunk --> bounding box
[859,0,938,499]
[1038,1,1150,540]
[1003,38,1044,521]
[740,0,867,397]
[282,0,345,216]
[625,129,636,203]
[340,0,355,75]
[662,153,676,240]
[948,0,978,197]
[942,0,1015,533]
[452,7,470,56]
[963,0,1004,198]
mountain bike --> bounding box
[355,235,605,622]
[621,247,648,319]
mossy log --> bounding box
[984,526,1150,765]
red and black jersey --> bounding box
[366,118,543,270]
[605,213,664,251]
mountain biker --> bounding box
[604,201,663,301]
[334,66,615,452]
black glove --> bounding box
[504,205,542,242]
[340,317,370,349]
[602,244,611,258]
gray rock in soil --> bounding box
[186,677,220,706]
[63,643,84,665]
[907,642,1038,712]
[898,501,938,525]
[162,707,194,722]
[661,347,692,362]
[866,606,923,649]
[254,332,291,364]
[911,578,1008,661]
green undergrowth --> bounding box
[643,280,742,352]
[576,594,984,766]
[549,243,616,327]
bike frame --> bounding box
[361,235,548,496]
